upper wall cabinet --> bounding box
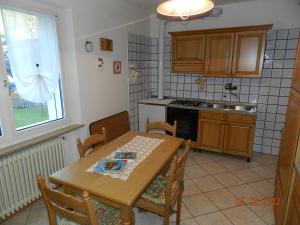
[169,25,272,77]
[172,34,206,73]
[205,32,235,76]
[231,30,267,77]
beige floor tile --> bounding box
[196,211,233,225]
[205,189,237,210]
[186,156,198,167]
[232,168,263,183]
[247,201,275,225]
[223,205,267,225]
[249,180,275,198]
[183,180,202,196]
[134,208,163,225]
[228,184,264,204]
[209,153,233,162]
[185,165,209,179]
[26,207,49,225]
[193,175,224,192]
[219,158,252,171]
[2,208,31,225]
[251,165,276,179]
[267,178,275,184]
[31,199,46,209]
[171,217,199,225]
[201,162,228,175]
[190,152,216,164]
[183,194,218,216]
[214,172,244,187]
[170,202,192,222]
[253,153,278,165]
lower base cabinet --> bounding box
[224,122,255,158]
[197,119,224,152]
[285,169,300,225]
[197,111,256,160]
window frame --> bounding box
[0,3,71,147]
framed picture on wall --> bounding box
[113,61,122,74]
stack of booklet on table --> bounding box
[94,151,137,174]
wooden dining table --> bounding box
[49,131,184,225]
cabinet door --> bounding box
[172,34,206,64]
[223,122,255,157]
[274,173,284,225]
[197,119,224,152]
[275,89,300,223]
[204,33,234,76]
[232,30,266,77]
[286,173,300,225]
[292,39,300,93]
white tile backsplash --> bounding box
[128,28,299,155]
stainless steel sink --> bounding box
[209,103,256,112]
[234,105,248,111]
[213,103,225,109]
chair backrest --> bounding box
[89,111,130,142]
[77,127,107,158]
[37,176,98,225]
[165,140,191,206]
[145,118,177,137]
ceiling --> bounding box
[124,0,257,12]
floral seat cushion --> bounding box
[141,175,179,205]
[58,200,122,225]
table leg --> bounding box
[120,205,135,225]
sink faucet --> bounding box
[224,83,239,100]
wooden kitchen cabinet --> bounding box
[223,122,255,159]
[170,25,271,77]
[204,33,235,76]
[231,30,267,77]
[285,170,300,225]
[197,118,225,152]
[274,89,300,225]
[292,39,300,93]
[171,34,205,73]
[197,111,256,159]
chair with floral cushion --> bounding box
[37,175,122,225]
[77,127,107,158]
[135,140,191,225]
[145,118,177,137]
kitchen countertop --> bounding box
[138,98,174,106]
[138,97,257,115]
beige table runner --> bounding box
[87,135,164,180]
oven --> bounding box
[167,107,198,141]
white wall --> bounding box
[0,0,151,162]
[150,0,300,37]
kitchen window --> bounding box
[0,6,64,142]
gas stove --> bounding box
[168,100,213,108]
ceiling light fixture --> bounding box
[157,0,214,20]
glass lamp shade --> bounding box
[157,0,214,20]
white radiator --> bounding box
[0,137,65,220]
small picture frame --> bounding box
[113,61,122,74]
[100,38,113,51]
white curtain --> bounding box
[2,9,60,103]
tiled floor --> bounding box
[2,151,277,225]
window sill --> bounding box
[0,124,84,157]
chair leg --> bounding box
[176,195,182,225]
[163,212,170,225]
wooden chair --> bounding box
[77,127,107,158]
[135,140,191,225]
[37,176,122,225]
[145,118,177,137]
